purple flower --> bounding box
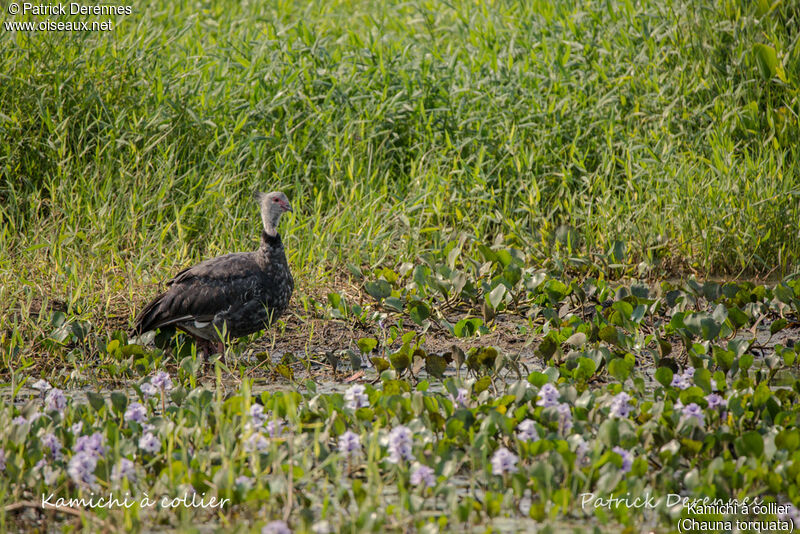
[516,419,539,442]
[386,426,414,464]
[41,433,62,459]
[138,432,161,454]
[151,371,173,392]
[67,451,98,488]
[344,385,370,410]
[125,402,147,424]
[70,421,83,435]
[556,402,573,432]
[705,393,725,410]
[612,446,633,473]
[74,432,105,458]
[12,416,27,426]
[266,419,285,438]
[681,402,704,424]
[140,382,158,398]
[111,458,136,484]
[609,392,632,419]
[45,389,67,414]
[575,436,590,466]
[778,505,800,529]
[262,521,291,534]
[491,447,519,475]
[452,388,469,408]
[0,449,5,471]
[410,463,435,488]
[235,475,253,490]
[32,379,52,393]
[250,404,267,426]
[245,433,269,452]
[671,369,693,390]
[536,383,560,408]
[338,430,361,459]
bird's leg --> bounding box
[193,337,215,358]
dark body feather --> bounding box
[134,231,293,341]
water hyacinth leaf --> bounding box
[608,357,633,383]
[527,372,548,387]
[770,318,788,335]
[389,351,410,372]
[409,301,430,325]
[735,431,764,458]
[536,335,558,359]
[655,367,673,388]
[365,280,391,300]
[371,357,389,373]
[384,297,404,312]
[693,368,712,393]
[423,353,447,379]
[776,429,800,451]
[574,357,596,381]
[473,376,491,394]
[599,325,620,345]
[739,353,754,372]
[713,346,735,372]
[454,318,482,338]
[357,338,378,354]
[110,392,128,413]
[87,391,106,412]
[487,284,506,310]
[774,284,794,304]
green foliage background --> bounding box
[1,0,799,312]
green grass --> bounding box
[2,0,800,329]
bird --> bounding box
[133,190,294,355]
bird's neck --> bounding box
[260,230,282,251]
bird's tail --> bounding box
[132,293,166,336]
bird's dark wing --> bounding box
[133,252,264,335]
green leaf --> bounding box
[735,431,764,458]
[599,325,620,345]
[365,280,391,300]
[527,372,548,387]
[389,351,410,372]
[454,318,482,338]
[770,318,788,335]
[87,391,106,413]
[384,297,404,312]
[776,429,800,451]
[473,376,491,394]
[655,367,673,388]
[753,43,786,82]
[110,392,128,413]
[535,335,558,359]
[357,337,378,354]
[371,357,390,373]
[425,354,447,379]
[574,357,597,381]
[487,284,506,310]
[409,301,430,325]
[608,357,633,383]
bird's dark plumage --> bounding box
[134,191,293,347]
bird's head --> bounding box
[255,190,292,236]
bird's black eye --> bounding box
[273,198,279,202]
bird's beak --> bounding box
[283,201,293,213]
